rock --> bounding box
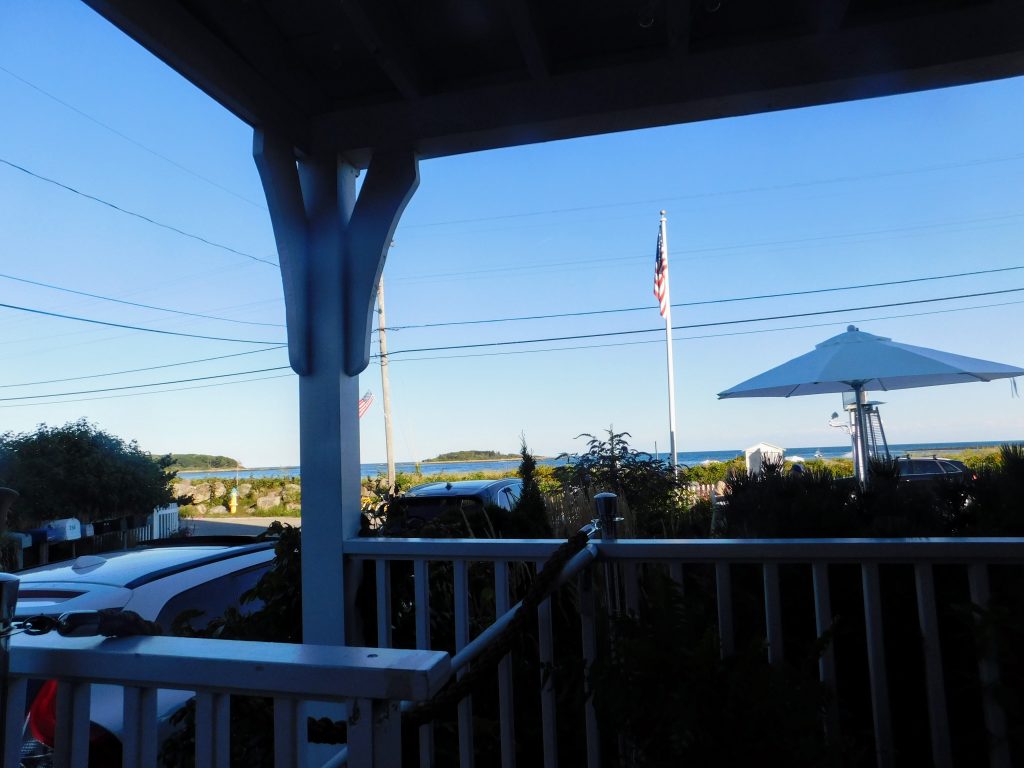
[285,502,301,512]
[283,483,301,501]
[213,482,227,498]
[193,504,208,516]
[256,495,282,510]
[190,484,212,503]
[239,484,253,496]
[172,481,192,499]
[208,505,228,516]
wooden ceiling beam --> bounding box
[81,0,311,149]
[810,0,852,33]
[311,3,1024,165]
[665,0,692,54]
[339,0,420,99]
[499,0,550,80]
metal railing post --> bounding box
[594,492,628,765]
[1,573,19,762]
[594,493,622,617]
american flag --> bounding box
[653,225,669,317]
[357,391,374,418]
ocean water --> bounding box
[177,440,1015,480]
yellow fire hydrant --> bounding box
[229,486,238,515]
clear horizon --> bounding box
[1,3,1022,467]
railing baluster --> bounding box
[763,562,784,665]
[669,561,685,594]
[274,696,300,768]
[715,561,735,657]
[1,575,23,768]
[495,560,517,768]
[623,561,639,616]
[454,559,474,768]
[376,559,392,648]
[580,567,601,768]
[195,691,230,768]
[2,677,26,768]
[536,559,558,768]
[414,558,434,768]
[861,562,893,768]
[968,563,1011,768]
[914,563,951,768]
[123,686,159,768]
[812,562,840,742]
[54,680,90,768]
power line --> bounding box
[0,345,287,388]
[0,372,294,409]
[0,301,285,345]
[386,264,1024,330]
[11,298,1017,398]
[399,151,1024,229]
[0,157,277,266]
[0,271,285,327]
[381,297,1024,363]
[379,286,1024,356]
[0,366,292,402]
[390,210,1024,285]
[0,64,265,209]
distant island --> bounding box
[422,450,520,463]
[167,453,241,471]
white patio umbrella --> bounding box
[718,325,1024,482]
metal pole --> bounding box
[853,384,869,485]
[1,573,19,748]
[594,493,622,616]
[377,276,396,490]
[659,212,679,472]
[594,493,629,765]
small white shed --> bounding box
[745,442,785,475]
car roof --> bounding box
[405,478,520,497]
[17,540,275,590]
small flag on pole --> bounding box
[653,226,670,317]
[357,391,374,418]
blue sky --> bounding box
[1,1,1022,466]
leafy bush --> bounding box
[591,571,836,766]
[0,419,174,528]
[683,457,744,485]
[556,428,687,536]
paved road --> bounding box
[187,516,299,537]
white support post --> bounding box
[254,131,418,646]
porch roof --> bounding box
[82,0,1024,166]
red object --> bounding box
[27,679,122,766]
[27,680,58,745]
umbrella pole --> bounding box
[852,383,869,486]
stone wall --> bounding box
[173,477,301,516]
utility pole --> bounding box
[377,276,396,490]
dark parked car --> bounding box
[895,457,975,483]
[384,478,523,531]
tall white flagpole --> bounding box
[658,210,679,471]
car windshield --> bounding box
[394,496,485,520]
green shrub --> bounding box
[0,419,174,528]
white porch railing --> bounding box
[3,536,1022,767]
[349,536,1024,768]
[3,631,449,768]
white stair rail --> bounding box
[5,630,450,768]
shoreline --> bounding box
[176,441,1018,476]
